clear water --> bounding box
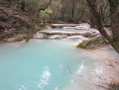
[0,30,119,90]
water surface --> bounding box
[0,29,119,90]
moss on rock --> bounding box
[77,36,108,49]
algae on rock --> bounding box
[77,36,108,49]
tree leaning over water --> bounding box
[86,0,119,53]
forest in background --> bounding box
[0,0,111,27]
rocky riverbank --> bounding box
[83,46,119,90]
[34,23,108,49]
[1,22,109,50]
[0,0,46,42]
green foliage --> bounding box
[39,7,53,25]
[77,41,88,49]
[76,39,99,49]
[37,26,47,30]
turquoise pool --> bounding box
[0,39,119,90]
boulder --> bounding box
[76,36,108,49]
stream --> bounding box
[0,26,119,90]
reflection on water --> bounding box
[76,64,85,73]
[94,67,103,74]
[37,67,51,90]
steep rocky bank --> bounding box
[0,0,36,42]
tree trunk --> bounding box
[89,8,96,28]
[86,0,119,53]
[21,0,25,11]
[108,0,119,53]
[86,0,109,39]
[71,4,75,18]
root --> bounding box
[108,60,119,74]
[67,65,108,90]
[67,65,83,77]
